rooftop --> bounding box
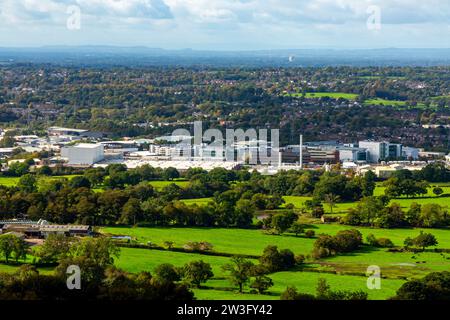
[68,143,103,149]
[48,126,88,133]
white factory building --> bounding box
[102,159,242,172]
[338,147,369,162]
[402,147,420,160]
[61,143,104,165]
[358,141,402,162]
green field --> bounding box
[102,226,316,256]
[3,223,448,300]
[270,271,404,300]
[0,176,21,187]
[282,196,311,208]
[193,271,404,300]
[193,275,403,300]
[0,176,190,191]
[322,248,450,278]
[180,198,213,206]
[116,247,255,277]
[102,225,450,255]
[116,246,407,300]
[0,175,80,188]
[363,98,406,106]
[358,76,406,80]
[0,263,54,275]
[148,180,190,189]
[283,183,450,214]
[101,225,449,299]
[287,92,359,100]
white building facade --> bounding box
[61,143,104,165]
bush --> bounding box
[304,230,315,238]
[259,246,296,272]
[366,234,394,248]
[377,238,394,248]
[183,242,213,252]
[280,286,316,300]
[312,230,362,258]
[393,271,450,300]
[295,254,306,265]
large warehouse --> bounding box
[61,143,104,165]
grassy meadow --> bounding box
[0,175,80,189]
[0,175,190,192]
[286,92,359,100]
[100,224,450,300]
[363,98,406,106]
[102,225,450,255]
[147,180,190,190]
[1,174,449,300]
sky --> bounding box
[0,0,449,50]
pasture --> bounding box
[116,247,256,277]
[0,263,54,275]
[282,183,450,214]
[0,175,80,188]
[180,197,213,206]
[102,226,317,256]
[148,180,190,190]
[102,224,450,255]
[322,248,450,278]
[363,98,406,106]
[287,92,359,100]
[102,224,449,299]
[193,273,403,300]
[114,245,409,300]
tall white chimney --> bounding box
[278,148,282,168]
[299,134,303,169]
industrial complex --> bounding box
[0,126,449,177]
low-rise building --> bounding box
[48,126,89,137]
[61,143,104,165]
[418,150,446,159]
[359,140,403,163]
[402,147,420,160]
[0,219,92,238]
[338,147,369,162]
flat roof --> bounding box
[48,127,88,133]
[100,141,137,145]
[69,143,103,149]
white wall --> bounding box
[61,144,104,165]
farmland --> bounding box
[192,272,403,300]
[0,263,55,275]
[1,222,448,300]
[147,180,190,189]
[101,224,450,300]
[363,98,406,107]
[192,272,404,300]
[0,175,190,191]
[0,175,80,188]
[286,92,359,100]
[285,92,441,110]
[115,247,251,276]
[171,184,450,213]
[101,225,450,255]
[283,183,450,214]
[1,164,449,300]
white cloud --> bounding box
[164,0,450,25]
[0,0,173,27]
[0,0,448,48]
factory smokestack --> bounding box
[299,134,303,169]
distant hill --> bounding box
[0,47,449,67]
